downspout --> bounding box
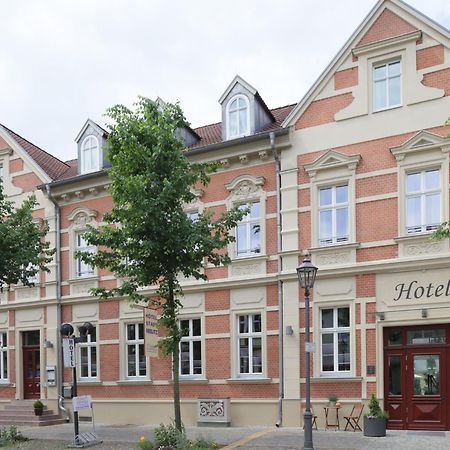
[45,184,70,421]
[271,132,284,427]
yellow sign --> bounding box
[144,308,159,356]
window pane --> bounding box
[413,355,439,395]
[335,185,348,204]
[252,314,261,333]
[406,196,421,227]
[425,170,440,190]
[239,316,248,334]
[322,333,334,371]
[374,65,386,80]
[138,323,144,340]
[193,341,202,374]
[319,210,332,241]
[237,224,247,254]
[180,320,190,337]
[252,338,262,373]
[407,172,421,193]
[250,202,260,219]
[388,355,402,395]
[2,352,6,379]
[2,333,6,347]
[239,338,249,373]
[321,309,333,329]
[229,111,237,137]
[407,329,446,345]
[336,207,348,240]
[338,308,350,328]
[127,324,135,341]
[388,61,401,76]
[388,76,401,106]
[80,348,88,377]
[239,109,247,134]
[127,345,136,376]
[180,342,190,375]
[91,347,97,377]
[388,331,402,346]
[250,224,261,254]
[338,332,350,371]
[425,193,440,225]
[374,80,387,110]
[319,188,332,206]
[138,345,146,376]
[192,319,201,337]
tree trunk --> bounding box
[168,278,182,432]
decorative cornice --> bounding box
[304,150,361,178]
[352,30,422,56]
[390,130,450,161]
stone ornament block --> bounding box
[197,398,231,426]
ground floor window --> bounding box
[238,313,262,376]
[78,326,97,379]
[126,323,146,378]
[180,318,202,376]
[0,332,7,380]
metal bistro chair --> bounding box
[344,403,364,431]
[302,406,318,430]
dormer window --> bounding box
[227,95,250,139]
[81,135,100,174]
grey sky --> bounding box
[1,0,449,162]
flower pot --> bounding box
[363,416,386,437]
[34,407,43,416]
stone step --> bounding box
[0,409,55,418]
[3,404,50,411]
[0,417,67,427]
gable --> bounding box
[356,8,417,48]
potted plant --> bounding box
[33,400,44,416]
[363,394,388,437]
[328,395,338,406]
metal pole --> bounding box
[72,364,79,444]
[303,286,314,450]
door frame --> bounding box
[20,330,42,400]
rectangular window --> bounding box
[236,202,261,256]
[126,323,146,378]
[180,318,202,376]
[75,233,95,277]
[373,60,401,111]
[0,332,7,380]
[319,185,349,246]
[406,169,441,234]
[320,307,350,374]
[79,327,97,379]
[238,314,262,376]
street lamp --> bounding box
[297,255,318,450]
[60,321,94,446]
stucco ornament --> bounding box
[67,207,98,230]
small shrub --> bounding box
[33,400,44,409]
[138,435,154,450]
[366,394,388,419]
[0,425,28,447]
[154,421,184,448]
[328,395,338,403]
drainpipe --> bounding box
[271,132,284,427]
[45,184,70,421]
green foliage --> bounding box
[33,400,44,409]
[328,395,338,403]
[366,394,388,419]
[154,421,182,448]
[138,435,154,450]
[77,97,247,430]
[0,425,27,447]
[432,221,450,240]
[0,183,54,290]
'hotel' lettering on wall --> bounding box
[394,279,450,302]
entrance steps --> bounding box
[0,400,67,427]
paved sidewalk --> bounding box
[16,423,450,449]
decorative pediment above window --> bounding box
[304,150,361,178]
[225,174,265,201]
[390,130,450,161]
[67,207,98,230]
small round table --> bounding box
[324,405,340,430]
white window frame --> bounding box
[78,327,98,380]
[80,135,100,174]
[405,168,441,235]
[125,322,147,379]
[0,332,7,381]
[179,318,202,378]
[237,313,263,377]
[373,59,402,112]
[235,201,261,257]
[75,232,95,278]
[226,95,250,139]
[318,185,349,246]
[319,306,351,376]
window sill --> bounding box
[309,242,360,254]
[395,233,435,243]
[117,379,153,385]
[231,254,268,263]
[68,276,99,284]
[77,380,102,386]
[227,377,272,384]
[372,104,402,114]
[179,378,209,384]
[311,376,362,383]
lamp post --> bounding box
[60,321,94,445]
[297,255,318,450]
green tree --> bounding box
[78,97,246,431]
[432,116,450,240]
[0,183,54,290]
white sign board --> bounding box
[73,395,92,412]
[144,308,159,357]
[63,338,76,367]
[305,342,315,353]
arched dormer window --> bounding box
[227,95,250,139]
[81,135,100,174]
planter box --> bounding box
[363,416,386,437]
[197,398,230,427]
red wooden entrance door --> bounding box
[23,331,40,399]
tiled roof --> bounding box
[0,124,69,180]
[190,103,295,149]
